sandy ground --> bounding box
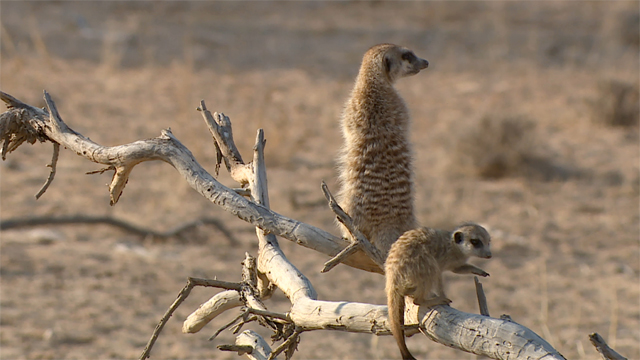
[0,2,638,359]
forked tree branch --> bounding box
[0,91,567,360]
[0,90,378,272]
[139,277,244,360]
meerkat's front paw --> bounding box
[476,270,490,277]
[440,297,452,305]
[470,267,490,277]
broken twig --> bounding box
[139,277,243,360]
[320,181,385,272]
[217,344,254,354]
[35,142,59,199]
[589,333,627,360]
[474,276,490,316]
[268,327,303,360]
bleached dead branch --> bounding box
[0,90,567,360]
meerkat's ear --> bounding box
[384,55,392,74]
[454,231,464,244]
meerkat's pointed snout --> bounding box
[420,58,429,69]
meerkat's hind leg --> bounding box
[403,285,417,296]
[414,292,452,307]
[411,287,451,307]
[416,274,452,307]
[419,295,452,308]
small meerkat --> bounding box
[337,44,429,258]
[385,223,492,360]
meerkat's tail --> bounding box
[388,287,416,360]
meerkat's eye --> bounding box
[470,239,482,248]
[401,52,416,62]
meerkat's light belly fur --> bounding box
[338,96,415,254]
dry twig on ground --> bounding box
[0,215,238,244]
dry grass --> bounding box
[452,114,539,179]
[0,2,638,360]
[450,114,585,181]
[590,79,640,128]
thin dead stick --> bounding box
[474,276,490,317]
[320,181,385,272]
[37,96,64,205]
[214,140,223,176]
[321,241,360,273]
[247,308,291,322]
[139,281,194,360]
[210,309,250,340]
[589,333,627,360]
[189,277,243,291]
[218,344,254,355]
[268,327,303,360]
[35,142,59,199]
[139,277,242,360]
[283,332,300,360]
[230,315,259,335]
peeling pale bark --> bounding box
[236,330,274,360]
[418,306,562,359]
[0,91,567,360]
[182,290,243,334]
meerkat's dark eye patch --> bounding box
[470,239,482,248]
[401,51,416,62]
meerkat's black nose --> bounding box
[421,59,429,69]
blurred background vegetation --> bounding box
[1,2,638,359]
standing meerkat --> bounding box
[337,44,429,258]
[385,223,492,360]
